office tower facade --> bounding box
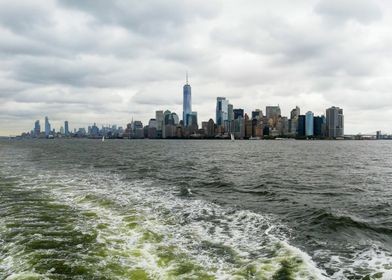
[290,106,300,135]
[206,119,215,138]
[64,121,69,136]
[155,110,164,138]
[187,112,198,129]
[290,106,300,119]
[305,111,314,137]
[252,109,263,120]
[326,106,344,138]
[183,74,192,126]
[216,97,229,126]
[233,116,245,139]
[233,109,244,120]
[297,115,306,137]
[44,116,51,137]
[313,116,323,137]
[34,120,40,137]
[277,116,289,136]
[228,104,234,122]
[266,106,281,120]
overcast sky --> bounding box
[1,0,391,135]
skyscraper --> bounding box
[290,106,300,135]
[34,120,40,137]
[45,116,51,137]
[313,116,323,137]
[187,112,198,129]
[155,110,164,138]
[228,104,234,122]
[64,121,69,136]
[266,106,281,120]
[252,109,263,120]
[155,111,164,130]
[326,106,344,138]
[233,109,244,120]
[183,73,192,127]
[297,115,306,137]
[305,111,314,137]
[216,97,229,126]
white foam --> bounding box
[3,159,391,279]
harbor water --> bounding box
[1,139,392,279]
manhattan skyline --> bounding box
[1,0,392,136]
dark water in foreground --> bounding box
[1,139,392,280]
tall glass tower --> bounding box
[305,111,314,137]
[183,73,192,126]
[64,121,69,136]
[45,116,51,137]
[216,97,229,126]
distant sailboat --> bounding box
[102,136,105,142]
[231,133,235,142]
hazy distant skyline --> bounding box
[1,0,391,135]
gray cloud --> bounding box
[0,0,391,135]
[315,0,382,24]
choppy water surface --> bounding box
[1,139,392,280]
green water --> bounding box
[1,139,392,279]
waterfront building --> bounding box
[226,104,234,133]
[148,119,157,129]
[183,74,192,126]
[245,114,252,138]
[233,116,245,139]
[44,116,51,137]
[60,126,64,135]
[187,112,198,129]
[297,115,306,137]
[201,121,208,133]
[164,111,179,126]
[163,124,177,138]
[64,121,69,136]
[155,110,164,138]
[133,121,144,139]
[206,119,215,138]
[233,109,244,120]
[266,106,281,120]
[305,111,314,137]
[147,119,157,138]
[90,123,99,138]
[277,116,289,136]
[313,116,323,137]
[289,106,300,136]
[216,97,229,127]
[263,126,270,137]
[34,120,40,137]
[266,106,281,129]
[252,109,263,120]
[326,107,344,138]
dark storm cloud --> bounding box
[0,0,391,135]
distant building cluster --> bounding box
[121,76,346,140]
[26,118,124,139]
[19,75,389,140]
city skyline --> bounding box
[1,0,392,136]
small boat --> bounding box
[102,136,105,142]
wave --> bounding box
[310,209,392,236]
[1,167,328,279]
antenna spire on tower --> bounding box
[186,71,189,84]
